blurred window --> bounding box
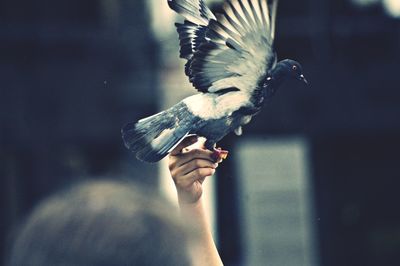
[236,138,318,266]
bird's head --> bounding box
[279,59,308,85]
[262,59,308,97]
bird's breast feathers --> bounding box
[182,91,252,120]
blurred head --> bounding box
[8,180,190,266]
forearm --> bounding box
[179,198,223,266]
[169,137,224,265]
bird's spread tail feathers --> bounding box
[122,107,194,163]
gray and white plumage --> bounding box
[122,0,307,163]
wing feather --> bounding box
[227,1,253,33]
[270,0,278,40]
[249,0,263,27]
[189,0,278,93]
[209,18,244,47]
[168,0,279,94]
[168,0,216,25]
[222,3,247,34]
[259,0,270,29]
[240,0,258,28]
[169,0,216,62]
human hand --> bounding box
[168,136,225,204]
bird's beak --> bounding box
[299,74,308,85]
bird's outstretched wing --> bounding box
[169,0,279,93]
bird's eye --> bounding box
[292,65,297,71]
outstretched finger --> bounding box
[170,135,198,156]
[179,159,218,176]
[173,148,216,168]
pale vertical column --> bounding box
[236,137,318,266]
[146,0,217,237]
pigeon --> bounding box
[122,0,308,163]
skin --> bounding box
[168,136,224,266]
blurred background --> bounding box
[1,0,400,265]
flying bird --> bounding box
[122,0,308,163]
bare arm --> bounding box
[168,136,224,266]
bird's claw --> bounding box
[211,147,229,162]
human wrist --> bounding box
[177,189,202,205]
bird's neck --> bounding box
[269,61,291,87]
[257,62,290,99]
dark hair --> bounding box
[8,180,191,266]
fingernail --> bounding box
[219,150,229,160]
